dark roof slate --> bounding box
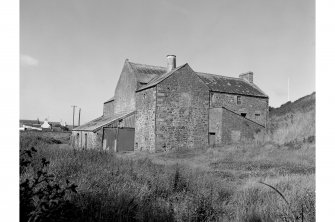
[128,62,167,84]
[136,64,187,92]
[196,72,268,98]
[127,60,267,97]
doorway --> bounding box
[84,133,87,149]
[209,132,216,146]
[103,127,135,152]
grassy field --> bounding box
[20,130,315,222]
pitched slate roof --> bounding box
[196,72,268,98]
[73,111,135,132]
[136,64,187,92]
[127,60,267,97]
[128,62,167,84]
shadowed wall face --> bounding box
[210,92,268,126]
[135,87,157,152]
[114,62,137,115]
[155,65,209,152]
[103,101,114,117]
[209,107,264,145]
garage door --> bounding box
[103,127,134,152]
[117,128,135,152]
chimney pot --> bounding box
[166,55,176,72]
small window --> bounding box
[237,96,241,105]
[241,113,247,117]
[143,93,146,99]
[255,113,260,119]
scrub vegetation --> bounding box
[20,93,315,222]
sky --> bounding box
[20,0,315,124]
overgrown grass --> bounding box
[20,132,315,221]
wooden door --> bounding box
[84,133,87,149]
[103,127,117,152]
[117,128,135,152]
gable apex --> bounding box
[136,63,190,92]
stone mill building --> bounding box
[71,55,269,152]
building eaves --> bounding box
[196,72,268,98]
[104,97,114,104]
[72,111,136,132]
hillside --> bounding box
[268,92,315,144]
[269,92,315,117]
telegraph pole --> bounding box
[78,108,81,126]
[71,105,77,129]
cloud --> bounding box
[20,54,39,67]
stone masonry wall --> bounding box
[71,131,102,150]
[210,92,268,126]
[135,87,156,152]
[103,101,114,117]
[209,107,265,145]
[155,65,209,152]
[114,61,137,115]
[208,108,223,145]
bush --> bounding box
[20,147,78,222]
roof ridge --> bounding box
[196,71,241,80]
[128,61,167,70]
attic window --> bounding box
[241,113,247,118]
[237,96,241,105]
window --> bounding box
[255,113,260,119]
[143,93,146,99]
[237,96,241,105]
[241,113,247,117]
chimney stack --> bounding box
[239,71,254,84]
[166,55,176,72]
